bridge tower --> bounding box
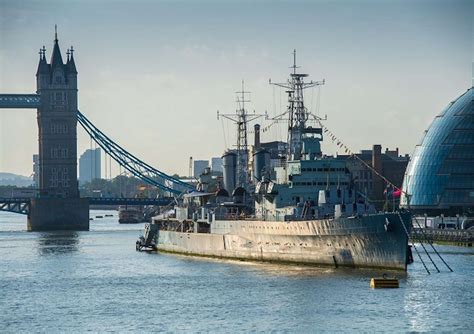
[28,28,89,231]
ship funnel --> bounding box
[254,124,261,149]
[253,148,270,182]
[222,151,237,194]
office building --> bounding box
[193,160,209,178]
[211,157,223,173]
[401,88,474,215]
[79,148,101,185]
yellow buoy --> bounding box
[370,276,399,288]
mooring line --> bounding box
[411,217,454,272]
[397,212,430,275]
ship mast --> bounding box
[218,81,264,188]
[270,50,325,160]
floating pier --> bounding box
[370,276,399,289]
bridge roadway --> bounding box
[88,197,174,206]
[0,197,174,215]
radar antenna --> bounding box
[217,81,266,188]
[269,49,325,160]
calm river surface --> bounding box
[0,210,472,333]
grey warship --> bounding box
[148,52,412,271]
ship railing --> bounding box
[213,213,258,221]
[273,161,288,169]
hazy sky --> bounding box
[0,0,472,177]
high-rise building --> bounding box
[79,148,101,185]
[193,160,209,178]
[211,157,223,173]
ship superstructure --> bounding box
[145,51,412,271]
[255,50,359,221]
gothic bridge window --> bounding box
[54,71,63,85]
[51,123,69,134]
[50,92,66,106]
[50,147,69,159]
[49,167,70,188]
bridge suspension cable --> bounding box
[76,110,194,195]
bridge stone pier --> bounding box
[1,30,89,231]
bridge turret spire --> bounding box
[66,45,77,75]
[36,46,49,77]
[50,25,64,68]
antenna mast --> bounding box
[189,156,193,178]
[217,81,265,188]
[269,49,325,160]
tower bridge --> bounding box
[0,29,193,230]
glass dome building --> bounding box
[401,88,474,215]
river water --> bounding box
[0,210,472,333]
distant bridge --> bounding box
[0,197,175,215]
[88,197,174,206]
[0,198,30,215]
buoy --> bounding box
[370,275,399,288]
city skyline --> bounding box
[1,0,472,177]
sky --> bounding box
[0,0,472,177]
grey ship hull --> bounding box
[155,212,411,271]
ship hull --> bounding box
[154,212,411,271]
